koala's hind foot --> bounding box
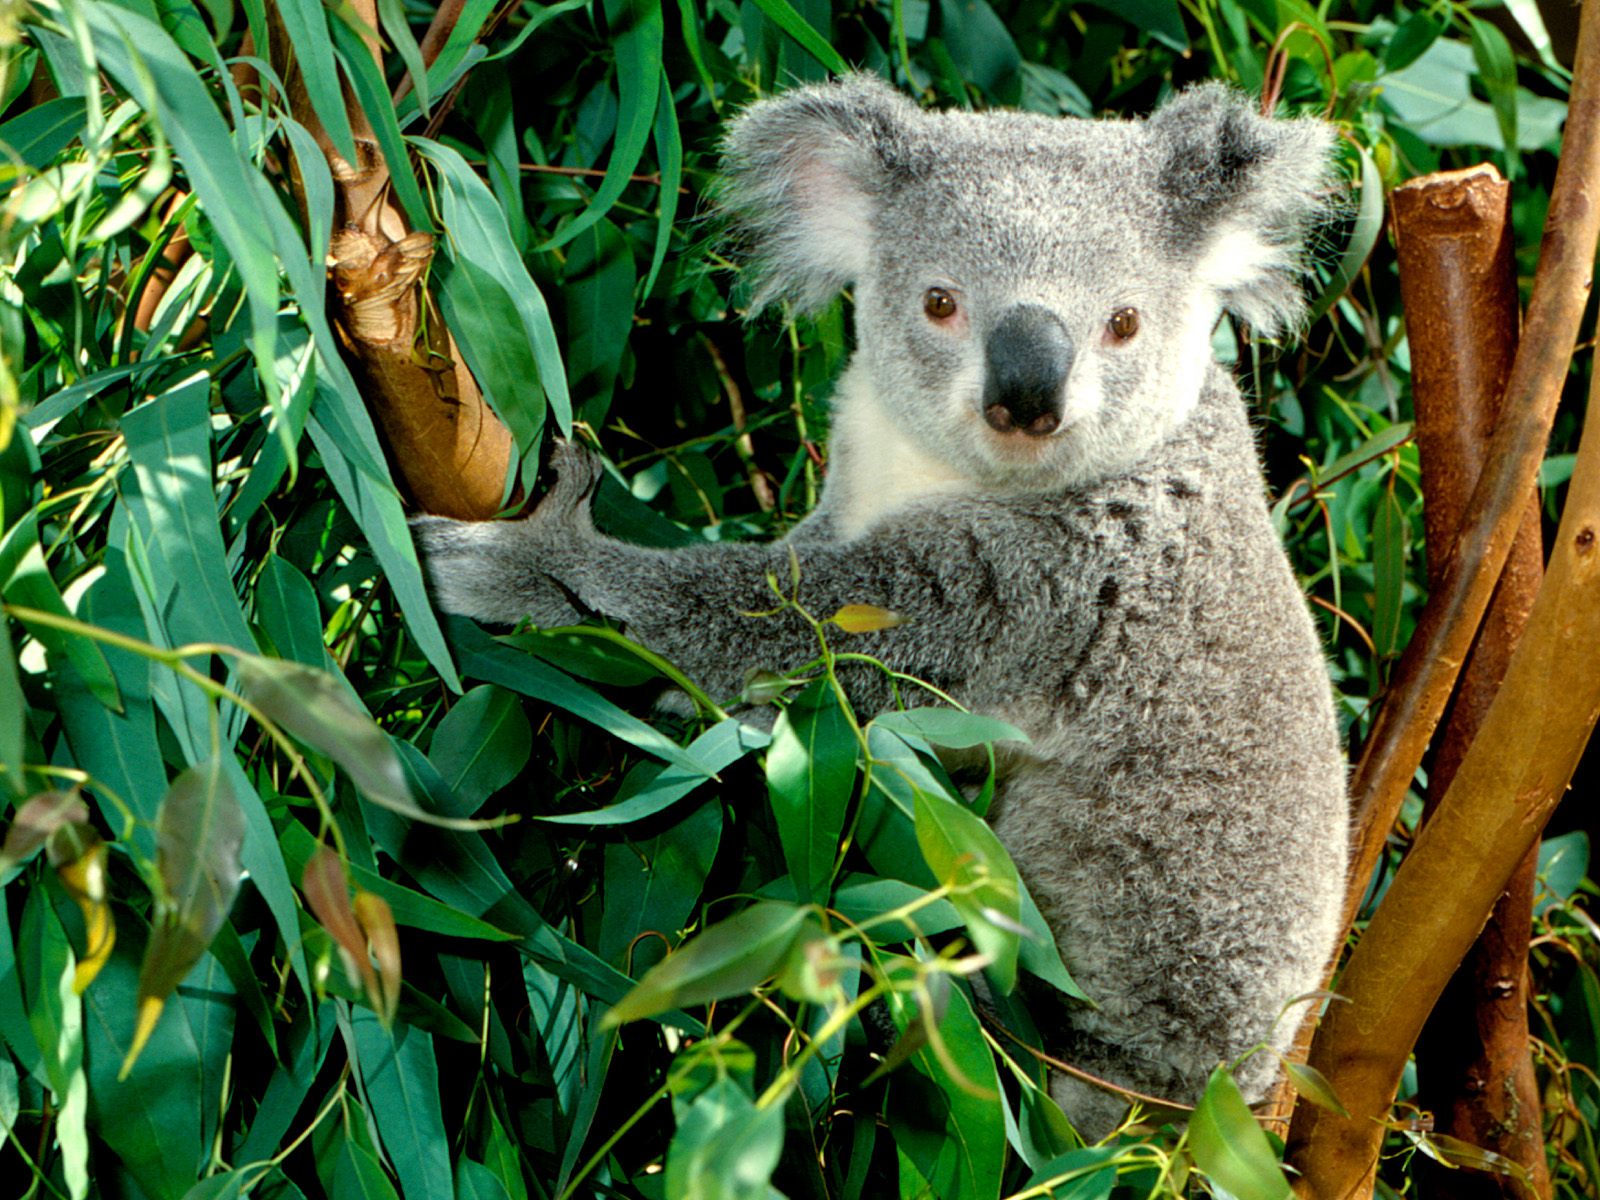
[409,439,604,628]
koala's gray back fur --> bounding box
[414,75,1349,1138]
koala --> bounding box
[413,75,1349,1138]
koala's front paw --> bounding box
[537,439,604,526]
[409,514,584,628]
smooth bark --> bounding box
[1394,164,1549,1200]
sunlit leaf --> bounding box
[1189,1066,1291,1200]
[829,603,907,633]
[766,679,856,903]
[913,789,1021,993]
[353,892,401,1025]
[1280,1058,1349,1117]
[603,901,814,1027]
[46,824,115,994]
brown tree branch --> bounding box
[1340,0,1600,938]
[270,0,516,518]
[1393,165,1550,1200]
[1285,314,1600,1200]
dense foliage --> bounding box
[1,0,1596,1197]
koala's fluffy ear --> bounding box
[1148,84,1337,335]
[718,74,917,314]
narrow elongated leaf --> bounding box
[349,1012,452,1200]
[0,618,20,794]
[1189,1066,1292,1200]
[600,800,722,970]
[913,789,1021,992]
[1371,480,1406,657]
[749,0,848,73]
[874,708,1028,750]
[0,94,87,167]
[644,73,682,296]
[429,685,532,816]
[538,718,763,826]
[127,757,246,1075]
[414,137,571,433]
[767,679,856,903]
[327,17,432,230]
[237,655,422,819]
[449,619,719,780]
[664,1077,786,1200]
[542,0,662,249]
[604,901,813,1026]
[1,522,121,710]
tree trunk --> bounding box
[1393,164,1550,1200]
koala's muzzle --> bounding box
[983,305,1073,437]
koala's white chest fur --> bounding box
[820,366,975,539]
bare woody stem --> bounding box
[1340,0,1600,936]
[1395,165,1550,1200]
[1286,200,1600,1200]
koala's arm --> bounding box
[413,445,1091,707]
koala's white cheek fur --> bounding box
[820,365,977,538]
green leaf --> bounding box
[873,708,1029,750]
[457,1159,515,1200]
[542,0,662,250]
[604,901,813,1026]
[449,619,719,781]
[749,0,848,74]
[279,822,517,942]
[538,718,764,826]
[304,406,460,692]
[1305,144,1381,325]
[0,94,87,168]
[328,16,432,230]
[1468,15,1518,170]
[0,621,19,797]
[1381,12,1441,73]
[1280,1058,1348,1117]
[663,1077,786,1200]
[885,967,1004,1200]
[121,371,258,653]
[76,3,287,460]
[1371,480,1405,657]
[432,251,547,480]
[350,1012,453,1200]
[832,876,963,944]
[1088,0,1186,51]
[131,757,247,1071]
[767,679,856,903]
[414,136,570,435]
[429,685,532,816]
[0,519,121,711]
[81,927,216,1198]
[1189,1066,1292,1200]
[913,789,1021,992]
[937,0,1022,96]
[564,218,637,421]
[644,72,683,296]
[1024,1147,1119,1197]
[600,800,723,971]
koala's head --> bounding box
[718,76,1337,491]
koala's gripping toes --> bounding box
[413,76,1349,1139]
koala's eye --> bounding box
[1108,308,1140,340]
[924,288,958,320]
[1108,307,1140,340]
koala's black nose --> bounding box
[983,305,1073,437]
